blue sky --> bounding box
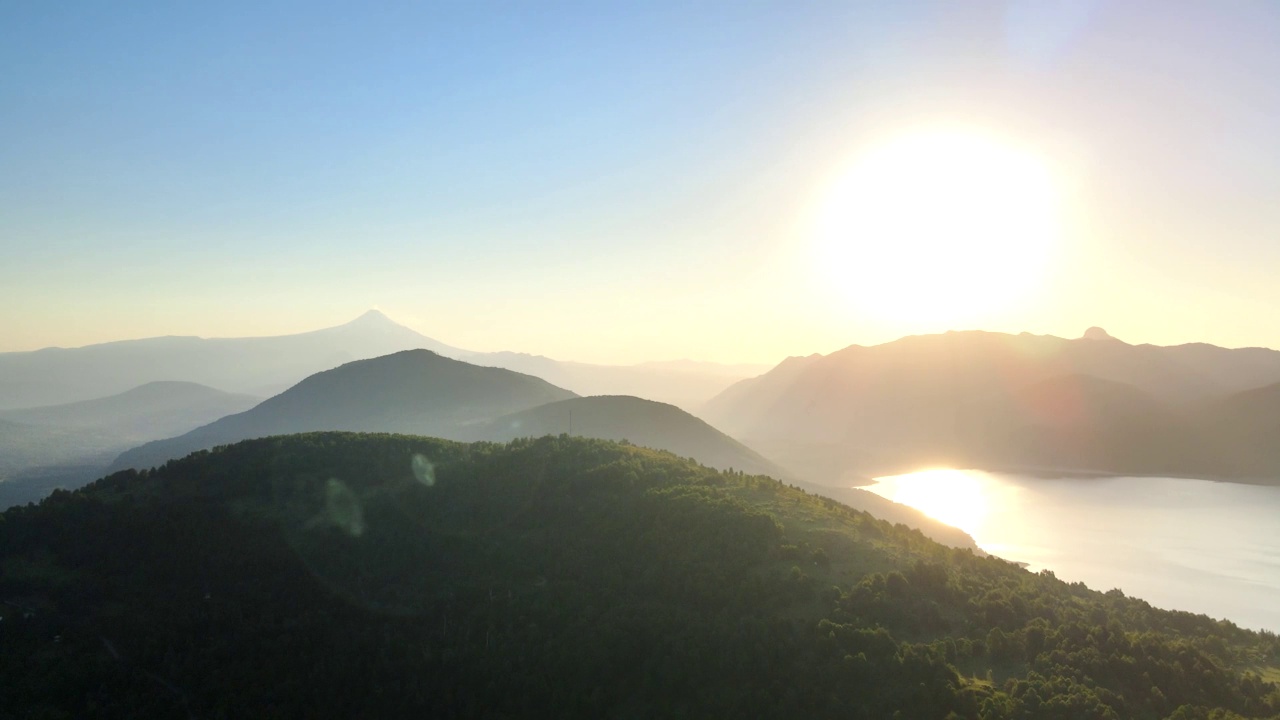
[3,1,1280,363]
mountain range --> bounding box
[0,382,261,478]
[7,319,1280,547]
[100,350,975,550]
[0,380,261,438]
[0,310,766,411]
[705,328,1280,482]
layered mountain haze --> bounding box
[0,310,763,411]
[707,329,1280,482]
[0,381,261,438]
[0,382,264,507]
[0,419,122,478]
[0,382,261,475]
[111,350,576,472]
[459,352,770,411]
[1198,382,1280,478]
[0,310,453,409]
[958,374,1206,474]
[79,354,978,551]
[11,3,1280,716]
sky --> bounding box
[3,1,1279,364]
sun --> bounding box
[812,128,1061,328]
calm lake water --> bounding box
[865,470,1280,633]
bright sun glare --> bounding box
[813,128,1061,327]
[878,469,989,536]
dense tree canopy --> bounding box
[1,433,1277,718]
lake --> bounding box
[864,470,1280,633]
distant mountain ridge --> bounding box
[0,381,261,436]
[706,329,1280,482]
[458,351,770,410]
[0,310,765,411]
[1197,381,1280,478]
[0,381,264,506]
[0,310,456,409]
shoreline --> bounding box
[847,463,1280,488]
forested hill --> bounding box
[109,350,576,472]
[457,394,979,551]
[3,434,1277,718]
[460,394,787,477]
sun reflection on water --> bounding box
[867,468,991,536]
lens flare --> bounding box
[324,478,365,537]
[411,453,436,487]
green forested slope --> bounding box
[1,434,1277,719]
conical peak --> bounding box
[347,309,396,327]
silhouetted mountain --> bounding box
[1161,343,1280,404]
[1198,381,1280,478]
[0,381,260,438]
[4,434,1276,718]
[0,310,460,409]
[706,330,1280,481]
[702,353,825,430]
[0,310,764,411]
[462,395,786,477]
[111,350,577,472]
[955,374,1206,475]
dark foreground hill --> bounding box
[3,434,1277,718]
[461,395,979,550]
[110,350,576,472]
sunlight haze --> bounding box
[7,4,1280,713]
[4,1,1280,363]
[811,127,1060,330]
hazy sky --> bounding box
[3,1,1279,364]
